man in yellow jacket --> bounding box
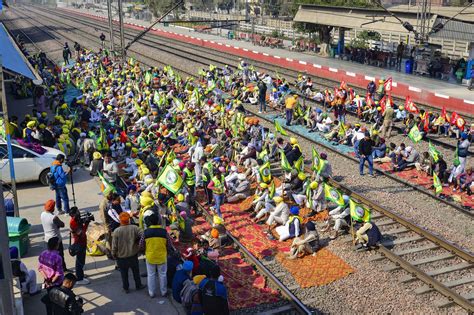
[285,94,298,126]
[140,213,169,298]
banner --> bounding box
[274,119,288,136]
[349,199,371,223]
[280,150,292,172]
[258,161,272,183]
[404,96,419,114]
[312,148,323,172]
[428,141,441,163]
[408,125,422,143]
[324,183,344,206]
[157,165,183,194]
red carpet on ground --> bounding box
[377,162,474,207]
[221,198,354,288]
[172,216,281,310]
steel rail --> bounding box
[195,202,314,315]
[30,5,474,125]
[11,7,473,216]
[27,5,471,156]
[245,106,473,217]
[8,10,472,311]
[378,246,474,312]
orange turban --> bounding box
[119,212,130,225]
[44,200,56,212]
[211,228,219,239]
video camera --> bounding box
[80,211,95,224]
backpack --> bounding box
[180,279,198,309]
[200,280,229,315]
[48,165,60,190]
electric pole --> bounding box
[106,0,115,53]
[117,0,126,58]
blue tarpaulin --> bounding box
[0,23,36,80]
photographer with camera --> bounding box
[69,207,93,285]
[50,154,71,215]
[47,273,84,315]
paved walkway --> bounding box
[14,168,185,314]
[67,7,474,115]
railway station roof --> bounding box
[0,23,38,80]
[293,4,474,40]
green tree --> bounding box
[145,0,185,17]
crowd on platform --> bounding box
[2,38,472,314]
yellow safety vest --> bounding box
[212,175,225,195]
[184,168,195,186]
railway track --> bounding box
[262,158,474,312]
[24,4,473,154]
[9,5,473,217]
[196,202,315,315]
[4,6,474,312]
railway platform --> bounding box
[66,7,474,116]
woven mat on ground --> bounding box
[217,248,281,310]
[275,249,354,288]
[220,198,354,287]
[378,162,474,207]
[172,216,280,310]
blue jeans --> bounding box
[75,245,86,280]
[259,98,266,112]
[285,109,293,126]
[359,155,373,175]
[55,186,70,213]
[353,140,360,158]
[213,193,224,217]
[372,150,385,159]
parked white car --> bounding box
[0,142,64,185]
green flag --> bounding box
[91,77,98,89]
[294,155,304,172]
[119,116,126,131]
[312,148,323,172]
[280,150,292,172]
[258,161,272,183]
[324,183,345,206]
[408,125,422,143]
[349,199,371,223]
[428,141,441,163]
[453,148,460,167]
[98,171,116,196]
[153,91,161,105]
[173,97,185,112]
[433,172,442,195]
[268,180,276,199]
[157,165,183,194]
[258,149,269,162]
[274,120,288,136]
[305,183,313,209]
[145,72,152,85]
[96,126,109,150]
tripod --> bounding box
[69,165,77,207]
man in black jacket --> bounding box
[358,133,375,177]
[44,273,84,315]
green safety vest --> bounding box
[202,162,213,182]
[211,175,225,195]
[184,168,195,186]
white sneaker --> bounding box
[76,279,90,285]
